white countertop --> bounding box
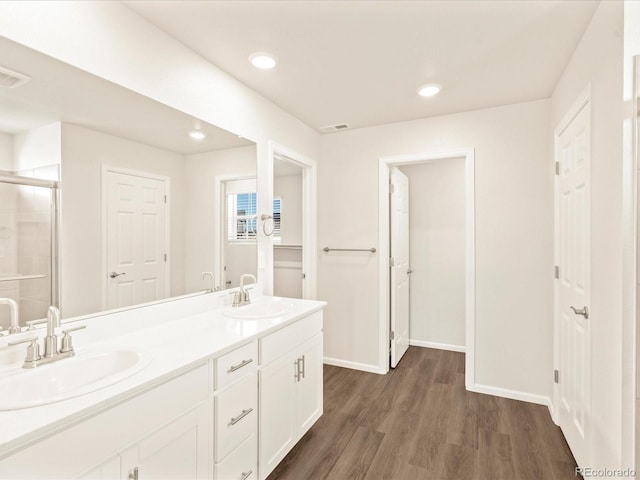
[0,294,326,459]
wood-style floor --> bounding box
[268,347,578,480]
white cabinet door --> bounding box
[121,404,209,480]
[295,334,323,435]
[259,352,297,479]
[77,455,121,480]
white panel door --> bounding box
[106,171,167,310]
[390,167,410,368]
[557,103,591,469]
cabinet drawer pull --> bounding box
[128,467,139,480]
[300,355,306,379]
[240,470,253,480]
[228,358,253,373]
[229,408,253,426]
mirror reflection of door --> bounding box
[223,178,258,289]
[273,155,303,299]
[104,168,169,310]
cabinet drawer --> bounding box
[215,342,258,390]
[259,311,322,365]
[214,435,257,480]
[215,373,257,461]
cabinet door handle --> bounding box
[229,408,253,426]
[293,358,301,382]
[228,358,253,373]
[128,467,139,480]
[300,355,306,379]
[240,470,253,480]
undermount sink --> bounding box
[0,348,153,411]
[224,297,295,319]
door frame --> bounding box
[101,165,171,310]
[268,141,318,300]
[378,149,475,383]
[552,85,591,425]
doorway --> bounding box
[269,142,317,300]
[378,150,475,382]
[273,155,304,298]
[102,166,170,310]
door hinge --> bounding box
[164,195,167,204]
[389,183,395,194]
[554,265,559,279]
[390,331,395,340]
[164,253,167,262]
[389,257,395,267]
[554,369,559,383]
[555,162,559,176]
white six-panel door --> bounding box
[390,167,410,368]
[557,101,591,469]
[105,170,168,310]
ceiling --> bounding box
[123,0,599,133]
[0,37,252,154]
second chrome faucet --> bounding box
[231,274,257,307]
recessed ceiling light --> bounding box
[189,130,206,140]
[249,52,277,70]
[417,84,442,97]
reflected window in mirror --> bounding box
[227,191,257,241]
[273,198,282,243]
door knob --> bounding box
[570,306,589,319]
[109,272,126,278]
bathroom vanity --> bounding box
[0,291,325,480]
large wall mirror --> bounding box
[0,37,258,330]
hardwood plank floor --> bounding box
[268,347,578,480]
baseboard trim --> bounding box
[409,339,465,353]
[323,357,387,375]
[467,383,551,406]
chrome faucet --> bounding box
[0,298,20,334]
[44,305,60,358]
[201,272,216,293]
[231,274,257,307]
[8,306,86,369]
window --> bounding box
[227,192,257,241]
[273,198,281,242]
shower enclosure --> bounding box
[0,172,59,332]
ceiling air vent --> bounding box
[320,123,350,133]
[0,66,31,88]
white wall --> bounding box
[399,158,466,349]
[12,122,61,172]
[0,1,321,296]
[60,123,185,317]
[274,173,303,298]
[0,133,12,171]
[319,99,552,398]
[183,145,256,292]
[551,0,625,469]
